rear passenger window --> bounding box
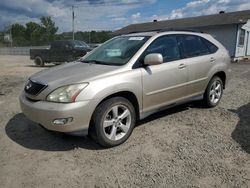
[144,35,181,62]
[201,38,218,53]
[179,35,210,58]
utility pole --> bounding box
[8,24,13,47]
[10,26,12,47]
[72,5,75,40]
[89,31,91,44]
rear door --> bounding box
[141,35,189,112]
[178,34,217,96]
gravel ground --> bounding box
[0,55,249,188]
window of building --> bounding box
[238,29,245,46]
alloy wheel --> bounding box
[102,105,131,141]
[209,80,222,104]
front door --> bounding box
[141,35,188,113]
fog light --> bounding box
[53,117,73,125]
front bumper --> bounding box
[19,92,97,134]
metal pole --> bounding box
[72,5,75,40]
[89,31,91,43]
[9,24,12,47]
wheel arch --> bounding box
[88,90,140,136]
[34,54,42,59]
[213,71,226,89]
[94,91,140,121]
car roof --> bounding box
[53,40,84,43]
[122,30,206,37]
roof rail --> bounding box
[157,28,204,33]
[122,28,204,35]
[125,29,159,34]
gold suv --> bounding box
[20,31,231,147]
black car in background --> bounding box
[30,40,93,66]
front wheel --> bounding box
[89,97,136,147]
[203,76,223,107]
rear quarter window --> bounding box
[201,38,218,54]
[179,35,210,58]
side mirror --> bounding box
[144,53,163,66]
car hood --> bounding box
[30,61,121,86]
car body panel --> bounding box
[19,92,99,133]
[141,59,188,112]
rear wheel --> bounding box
[89,97,136,147]
[34,56,44,67]
[203,76,223,107]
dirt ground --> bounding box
[0,55,249,188]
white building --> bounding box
[115,10,250,60]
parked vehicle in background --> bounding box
[20,31,231,147]
[30,40,92,66]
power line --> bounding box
[65,0,146,8]
[69,0,149,40]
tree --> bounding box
[25,22,43,44]
[7,17,59,46]
[10,23,26,46]
[40,16,58,42]
[11,23,25,37]
[6,16,112,47]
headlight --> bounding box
[46,83,88,103]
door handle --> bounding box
[178,63,187,69]
[210,57,215,63]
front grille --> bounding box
[24,79,47,96]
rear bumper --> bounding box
[19,92,98,134]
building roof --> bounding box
[114,10,250,35]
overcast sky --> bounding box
[1,0,250,33]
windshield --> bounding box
[82,36,150,66]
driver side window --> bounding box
[144,35,181,63]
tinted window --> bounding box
[51,41,65,49]
[144,35,181,62]
[201,38,218,53]
[179,35,210,58]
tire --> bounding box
[203,76,223,108]
[89,97,136,147]
[34,56,44,67]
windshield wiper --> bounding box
[80,60,100,64]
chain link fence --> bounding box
[0,46,49,55]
